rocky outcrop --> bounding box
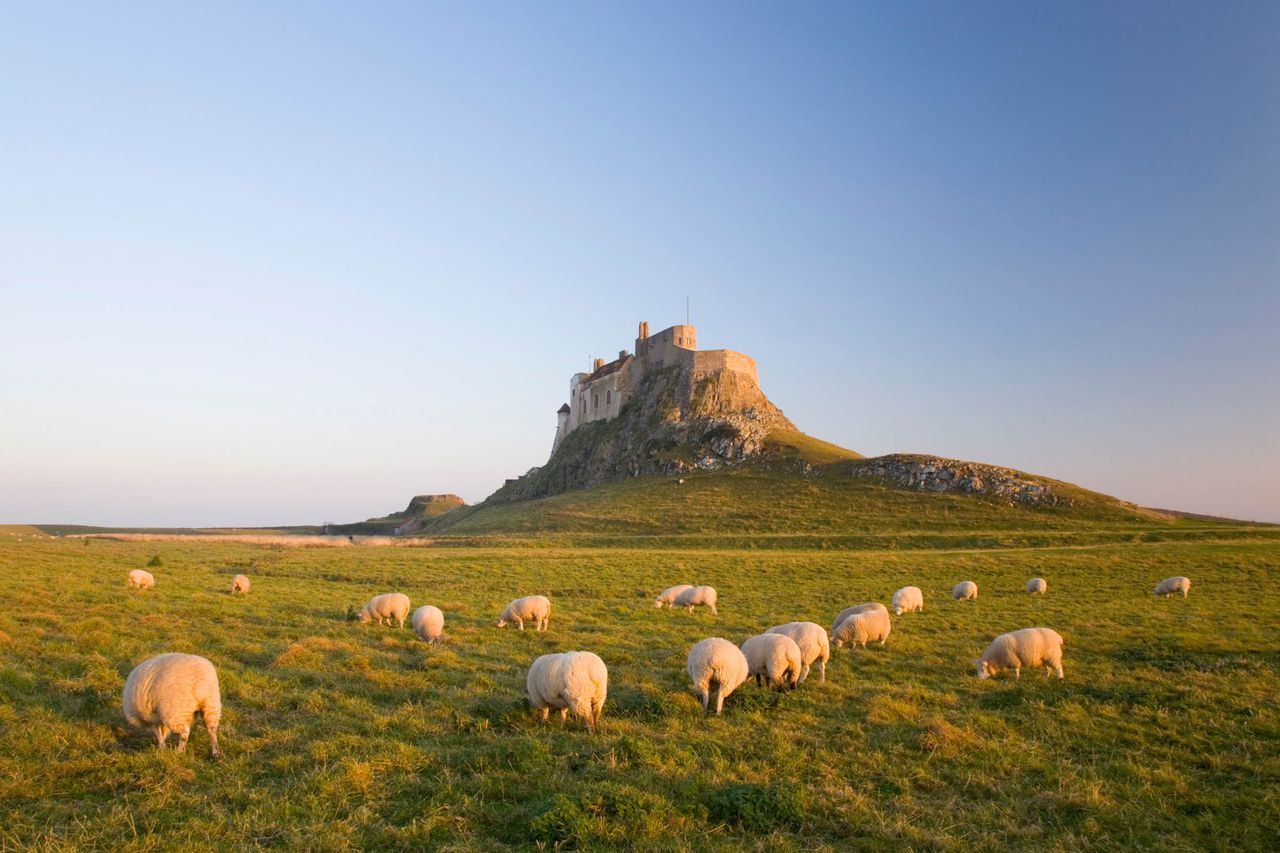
[849,455,1072,507]
[403,494,466,516]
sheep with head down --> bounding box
[766,621,830,684]
[1154,576,1191,598]
[829,602,887,637]
[832,608,891,649]
[122,653,222,757]
[892,586,924,614]
[1026,578,1047,594]
[686,637,748,715]
[230,574,250,595]
[526,651,608,734]
[952,581,978,601]
[498,595,551,631]
[741,633,803,689]
[674,585,718,615]
[358,593,411,628]
[127,569,155,590]
[654,584,693,609]
[977,627,1064,679]
[411,605,445,643]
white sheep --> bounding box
[686,637,749,715]
[411,605,445,643]
[230,574,250,595]
[952,581,978,601]
[766,621,831,684]
[127,569,155,590]
[122,653,222,757]
[829,602,887,637]
[977,627,1064,679]
[832,608,892,648]
[892,586,924,615]
[526,651,608,734]
[741,633,803,689]
[674,585,718,615]
[1154,576,1191,598]
[1026,577,1047,594]
[358,592,411,627]
[654,584,694,609]
[498,595,551,631]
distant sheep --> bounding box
[830,602,887,637]
[978,627,1064,679]
[952,581,978,601]
[674,585,718,615]
[741,633,803,689]
[498,595,551,631]
[1154,576,1191,598]
[230,574,250,595]
[411,605,445,643]
[654,584,694,609]
[526,651,608,734]
[122,653,222,757]
[832,608,892,648]
[1026,578,1047,594]
[767,621,831,683]
[892,586,924,614]
[358,592,411,628]
[687,637,749,715]
[127,569,155,590]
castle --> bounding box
[551,321,761,455]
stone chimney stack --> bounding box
[638,321,649,339]
[593,358,604,372]
[619,350,628,360]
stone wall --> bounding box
[692,349,758,384]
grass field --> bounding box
[2,519,1278,850]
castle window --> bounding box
[593,394,598,409]
[606,390,611,405]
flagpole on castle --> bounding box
[686,296,690,325]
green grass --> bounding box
[1,528,1278,850]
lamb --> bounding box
[1154,576,1191,598]
[654,584,694,609]
[230,574,250,595]
[741,633,803,689]
[1026,578,1047,594]
[952,581,978,601]
[686,637,749,715]
[892,586,924,615]
[358,592,411,627]
[674,585,718,615]
[127,569,155,590]
[829,602,887,637]
[832,608,892,648]
[977,627,1064,679]
[411,605,445,643]
[526,651,608,734]
[122,653,222,757]
[766,621,831,683]
[498,595,551,631]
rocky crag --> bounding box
[848,455,1073,507]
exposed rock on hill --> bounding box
[849,455,1072,507]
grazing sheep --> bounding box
[829,602,888,637]
[674,585,718,615]
[1154,576,1191,598]
[411,605,445,643]
[122,653,222,757]
[952,581,978,601]
[654,584,694,609]
[892,586,924,615]
[230,574,250,595]
[832,608,892,648]
[358,592,411,628]
[1026,578,1047,594]
[498,595,552,631]
[741,633,803,689]
[766,621,831,684]
[526,651,608,734]
[686,637,749,715]
[127,569,155,590]
[977,627,1064,679]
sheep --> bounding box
[766,621,831,684]
[674,585,718,615]
[892,586,924,615]
[952,581,978,601]
[122,653,222,757]
[1154,576,1191,598]
[686,637,749,715]
[127,569,155,590]
[829,602,888,637]
[411,605,445,643]
[230,574,250,595]
[977,627,1064,679]
[832,608,892,648]
[654,584,694,609]
[498,595,551,631]
[741,633,803,689]
[358,592,411,627]
[526,651,608,734]
[1026,578,1047,594]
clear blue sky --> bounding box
[2,1,1277,525]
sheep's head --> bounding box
[496,617,508,628]
[653,598,664,608]
[976,659,992,679]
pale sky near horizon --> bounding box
[2,1,1277,526]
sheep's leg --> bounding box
[539,707,549,723]
[1055,662,1064,679]
[517,619,524,631]
[1014,666,1021,679]
[817,660,826,683]
[559,708,569,722]
[206,719,221,759]
[698,686,709,713]
[709,605,718,615]
[175,724,191,753]
[714,685,725,716]
[754,673,762,687]
[154,725,169,749]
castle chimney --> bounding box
[593,358,604,372]
[619,350,627,360]
[638,321,649,340]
